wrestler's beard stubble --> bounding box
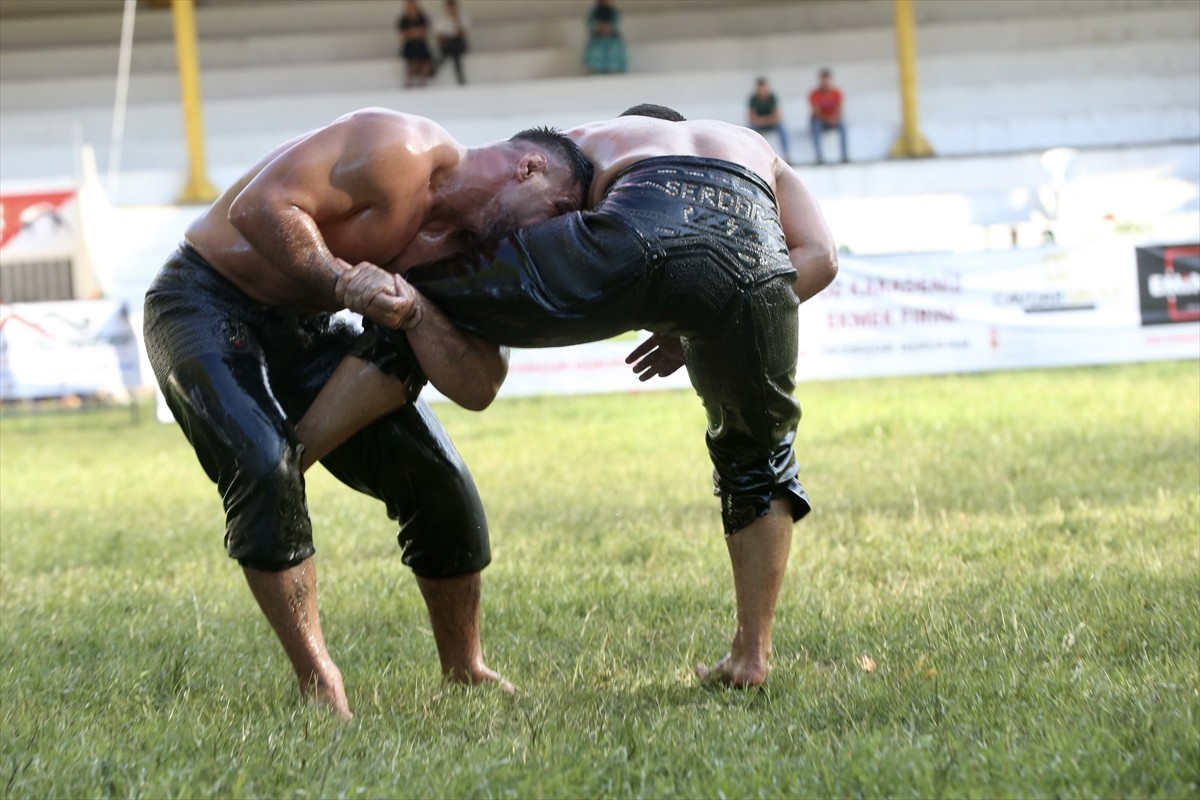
[476,205,522,249]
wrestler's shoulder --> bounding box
[331,108,454,143]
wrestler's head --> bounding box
[478,127,594,243]
[620,103,687,121]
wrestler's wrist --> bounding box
[402,295,426,331]
[331,257,355,307]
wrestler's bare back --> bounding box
[185,109,467,311]
[567,117,783,209]
[568,116,837,304]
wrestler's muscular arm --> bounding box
[333,253,511,412]
[226,118,421,328]
[226,114,507,466]
[294,287,509,471]
[775,160,838,302]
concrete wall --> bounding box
[1,0,1196,235]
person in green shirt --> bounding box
[747,76,792,164]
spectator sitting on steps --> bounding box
[809,67,849,164]
[747,76,792,165]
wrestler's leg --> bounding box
[318,398,511,692]
[417,572,515,693]
[696,499,793,687]
[682,279,805,687]
[160,352,350,718]
[243,559,351,719]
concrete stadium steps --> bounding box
[0,0,874,53]
[3,48,1196,187]
[4,3,1196,104]
[4,1,1195,86]
[3,27,1195,121]
[1,0,1196,213]
[0,0,1175,50]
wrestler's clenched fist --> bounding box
[335,258,424,330]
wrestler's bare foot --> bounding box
[416,572,515,694]
[695,641,770,688]
[242,562,353,719]
[301,667,354,719]
[443,661,518,695]
[698,500,791,689]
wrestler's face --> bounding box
[481,158,583,243]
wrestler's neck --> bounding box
[426,145,511,230]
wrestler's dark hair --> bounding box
[620,103,687,122]
[510,125,594,205]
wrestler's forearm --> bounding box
[294,356,408,472]
[407,295,508,412]
[228,194,342,302]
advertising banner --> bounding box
[795,240,1199,381]
[0,190,77,251]
[0,301,142,400]
[11,239,1199,411]
[1136,244,1200,326]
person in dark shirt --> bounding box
[397,0,436,88]
[747,76,792,164]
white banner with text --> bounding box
[5,238,1197,409]
[790,240,1198,381]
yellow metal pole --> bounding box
[172,0,219,203]
[888,0,935,158]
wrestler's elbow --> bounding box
[450,356,508,412]
[451,380,500,411]
[790,245,839,302]
[469,359,509,411]
[816,247,839,291]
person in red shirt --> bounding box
[809,67,848,164]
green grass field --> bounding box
[2,361,1198,799]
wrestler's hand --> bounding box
[335,259,423,330]
[625,334,686,381]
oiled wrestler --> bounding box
[300,111,838,688]
[142,107,591,718]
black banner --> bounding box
[1136,244,1200,326]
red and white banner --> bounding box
[0,301,142,400]
[0,190,78,252]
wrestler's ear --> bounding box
[516,151,548,181]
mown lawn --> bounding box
[2,361,1197,799]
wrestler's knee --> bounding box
[395,451,491,579]
[395,497,492,580]
[718,480,811,536]
[401,531,491,580]
[710,439,810,536]
[223,431,315,572]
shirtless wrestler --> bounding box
[296,107,838,689]
[142,107,591,718]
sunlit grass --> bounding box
[2,361,1197,798]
